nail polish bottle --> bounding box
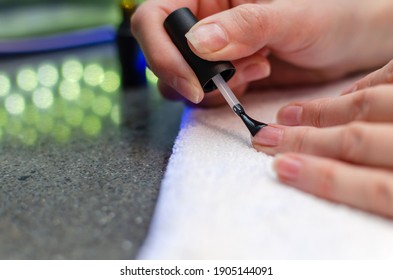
[116,0,146,88]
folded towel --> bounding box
[139,77,393,259]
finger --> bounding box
[231,50,271,86]
[158,80,182,101]
[253,122,393,169]
[159,51,271,106]
[185,3,315,61]
[342,59,393,94]
[131,1,202,103]
[198,83,248,107]
[159,80,248,108]
[273,153,393,218]
[248,55,344,89]
[276,85,393,127]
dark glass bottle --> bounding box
[117,0,146,88]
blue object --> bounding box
[0,26,116,55]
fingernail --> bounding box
[174,77,203,103]
[277,105,303,125]
[185,24,228,54]
[242,63,271,82]
[273,154,302,182]
[253,125,283,146]
[341,84,358,95]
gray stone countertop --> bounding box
[0,44,184,259]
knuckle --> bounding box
[350,90,370,121]
[234,4,268,36]
[340,122,364,162]
[296,127,312,153]
[371,178,393,217]
[307,100,325,127]
[316,162,336,199]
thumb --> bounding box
[185,3,287,61]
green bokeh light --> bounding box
[82,115,102,136]
[111,104,121,125]
[77,88,96,109]
[0,108,8,127]
[37,63,59,87]
[52,123,71,143]
[17,67,38,91]
[62,59,84,82]
[92,95,112,117]
[100,71,120,93]
[53,99,68,119]
[5,93,25,115]
[64,107,84,127]
[83,64,104,86]
[33,87,54,109]
[35,114,54,134]
[19,127,38,146]
[59,80,81,101]
[1,52,123,146]
[5,118,23,136]
[0,73,11,97]
[22,105,39,125]
[145,67,158,85]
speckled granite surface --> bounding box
[0,44,183,259]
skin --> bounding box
[253,60,393,218]
[132,0,393,105]
[132,0,393,217]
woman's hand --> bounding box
[342,59,393,95]
[252,60,393,217]
[132,0,393,106]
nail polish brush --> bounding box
[164,8,267,136]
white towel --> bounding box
[139,78,393,259]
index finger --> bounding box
[131,0,203,103]
[252,122,393,169]
[277,85,393,127]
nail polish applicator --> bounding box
[164,8,267,136]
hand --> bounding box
[252,61,393,217]
[341,59,393,95]
[132,0,393,106]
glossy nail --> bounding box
[277,105,303,126]
[253,125,283,146]
[185,24,228,54]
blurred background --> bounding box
[0,0,151,38]
[0,0,120,39]
[0,0,153,146]
[0,0,183,259]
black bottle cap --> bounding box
[164,8,235,93]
